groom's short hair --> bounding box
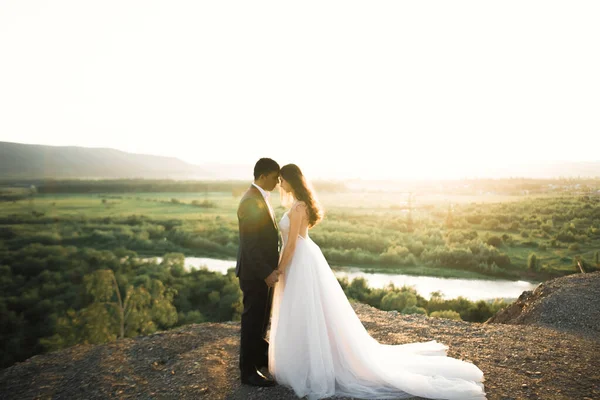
[254,158,280,179]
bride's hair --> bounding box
[279,164,323,228]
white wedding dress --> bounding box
[268,211,487,400]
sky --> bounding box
[1,1,599,180]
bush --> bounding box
[430,310,462,320]
[379,246,417,265]
[191,200,217,208]
[556,230,577,242]
[402,305,427,315]
[178,310,206,325]
[541,223,553,233]
[462,300,494,322]
[421,246,478,270]
[491,253,512,268]
[466,215,484,225]
[406,241,425,257]
[482,218,501,230]
[486,236,503,247]
[380,245,412,265]
[568,243,580,251]
[477,262,501,273]
[380,291,417,312]
[346,278,371,303]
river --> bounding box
[148,256,538,301]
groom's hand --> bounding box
[264,270,279,287]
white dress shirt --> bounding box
[252,183,275,221]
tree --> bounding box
[28,185,37,208]
[527,253,538,271]
[217,270,243,321]
[429,291,444,301]
[445,204,454,229]
[43,269,177,350]
[161,252,186,277]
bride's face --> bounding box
[280,177,292,193]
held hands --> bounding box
[264,269,280,287]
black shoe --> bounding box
[257,366,273,380]
[241,371,276,387]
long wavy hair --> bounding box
[279,164,323,228]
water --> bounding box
[334,268,537,301]
[148,256,538,301]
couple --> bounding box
[235,158,487,400]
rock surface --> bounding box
[1,299,599,400]
[487,271,600,341]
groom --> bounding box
[236,158,281,387]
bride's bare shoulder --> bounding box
[291,201,308,216]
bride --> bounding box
[268,164,487,400]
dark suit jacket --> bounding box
[236,186,279,280]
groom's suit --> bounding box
[236,184,279,378]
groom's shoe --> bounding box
[257,366,273,380]
[241,371,276,387]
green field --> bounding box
[2,184,599,281]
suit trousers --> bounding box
[239,277,273,378]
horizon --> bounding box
[2,139,600,182]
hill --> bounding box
[0,302,598,400]
[0,141,210,179]
[2,141,600,181]
[487,271,600,340]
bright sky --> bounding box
[1,1,599,180]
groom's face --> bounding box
[263,171,280,191]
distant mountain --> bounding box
[0,141,216,180]
[1,141,599,180]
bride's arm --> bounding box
[277,202,306,273]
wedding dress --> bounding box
[268,211,486,400]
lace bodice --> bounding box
[279,212,291,245]
[279,210,308,246]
